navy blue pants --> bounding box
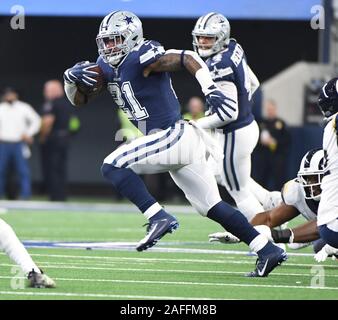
[0,142,31,198]
[319,219,338,248]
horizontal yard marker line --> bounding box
[2,261,337,278]
[0,252,338,270]
[0,290,220,300]
[1,252,336,269]
[20,241,317,257]
[0,276,336,291]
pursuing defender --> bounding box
[63,10,286,277]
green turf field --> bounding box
[0,208,337,300]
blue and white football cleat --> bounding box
[246,246,288,277]
[136,215,179,252]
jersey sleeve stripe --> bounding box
[140,46,165,64]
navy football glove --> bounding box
[205,86,236,121]
[64,61,98,87]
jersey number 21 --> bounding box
[108,81,149,121]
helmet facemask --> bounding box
[97,11,143,66]
[297,172,323,201]
[192,32,227,58]
[96,33,129,66]
[297,148,325,201]
[192,13,230,58]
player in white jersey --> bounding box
[0,218,55,288]
[315,78,338,260]
[209,149,322,242]
[191,12,281,220]
[209,148,337,261]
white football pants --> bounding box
[103,121,223,216]
[208,120,265,220]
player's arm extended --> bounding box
[143,50,238,129]
[250,204,300,228]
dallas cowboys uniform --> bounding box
[97,39,225,215]
[63,11,287,276]
[199,38,264,220]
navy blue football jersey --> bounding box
[97,40,181,135]
[206,39,255,133]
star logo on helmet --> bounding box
[123,16,133,24]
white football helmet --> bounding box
[96,11,143,66]
[192,12,231,58]
[297,148,325,201]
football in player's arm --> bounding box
[63,10,287,277]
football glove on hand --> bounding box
[314,244,338,262]
[208,231,240,244]
[64,61,98,87]
[205,86,235,121]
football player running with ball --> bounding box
[64,11,287,277]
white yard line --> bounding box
[0,275,336,291]
[1,252,335,269]
[0,290,221,300]
[1,262,337,278]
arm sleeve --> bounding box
[196,81,239,129]
[64,81,78,106]
[247,64,260,95]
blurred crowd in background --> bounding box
[0,84,292,204]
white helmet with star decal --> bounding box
[96,11,143,66]
[192,12,231,58]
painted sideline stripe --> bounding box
[0,290,221,300]
[0,200,197,215]
[0,276,336,291]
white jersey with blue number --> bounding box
[318,113,338,225]
[97,39,182,135]
[205,39,255,133]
